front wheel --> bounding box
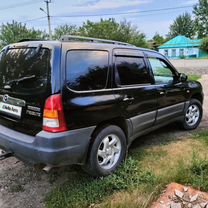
[180,99,203,130]
[83,125,127,177]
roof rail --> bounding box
[60,35,134,46]
[18,39,44,42]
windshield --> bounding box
[0,47,51,92]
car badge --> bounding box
[3,94,9,102]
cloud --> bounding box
[182,0,198,5]
[54,0,152,16]
[75,0,102,7]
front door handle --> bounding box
[123,97,134,101]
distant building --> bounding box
[159,35,208,59]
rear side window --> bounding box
[115,56,150,85]
[66,50,109,91]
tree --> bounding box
[79,18,148,47]
[168,13,195,38]
[0,20,46,47]
[201,37,208,51]
[150,33,166,50]
[193,0,208,38]
[153,33,165,45]
[53,24,79,40]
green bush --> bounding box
[201,37,208,52]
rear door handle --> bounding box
[123,97,134,101]
[159,91,166,95]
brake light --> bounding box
[43,94,68,133]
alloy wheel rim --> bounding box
[97,134,121,170]
[185,104,200,126]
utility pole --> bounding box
[40,0,52,40]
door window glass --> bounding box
[66,50,109,91]
[149,58,174,84]
[115,56,150,85]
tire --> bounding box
[83,125,127,177]
[180,99,203,130]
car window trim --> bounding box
[65,84,152,94]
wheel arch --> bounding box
[191,93,203,104]
[84,117,131,163]
[91,117,131,143]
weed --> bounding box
[188,75,201,81]
[45,157,158,208]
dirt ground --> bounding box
[0,62,207,208]
[170,59,208,75]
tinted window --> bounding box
[66,50,109,91]
[116,56,150,85]
[0,48,51,92]
[149,58,174,84]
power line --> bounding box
[52,5,194,18]
[20,4,194,25]
[22,16,46,24]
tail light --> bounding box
[43,94,68,133]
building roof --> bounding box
[159,35,202,49]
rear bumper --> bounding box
[0,124,95,166]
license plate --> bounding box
[0,102,22,118]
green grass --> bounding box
[188,74,201,81]
[45,157,159,208]
[45,130,208,208]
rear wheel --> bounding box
[180,99,202,130]
[83,125,127,177]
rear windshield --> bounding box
[0,47,51,92]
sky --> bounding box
[0,0,199,39]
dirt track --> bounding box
[0,65,207,208]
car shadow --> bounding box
[128,122,200,152]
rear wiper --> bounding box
[15,75,36,83]
[4,75,36,89]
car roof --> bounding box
[6,38,162,58]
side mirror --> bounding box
[179,73,188,82]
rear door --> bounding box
[113,49,157,140]
[62,48,119,130]
[0,43,55,135]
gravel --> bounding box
[170,59,208,75]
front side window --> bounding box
[149,58,174,85]
[66,50,109,91]
[115,56,150,86]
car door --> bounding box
[113,49,157,140]
[146,53,187,124]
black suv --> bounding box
[0,36,203,176]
